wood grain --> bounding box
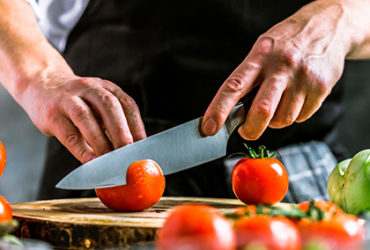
[11,196,244,249]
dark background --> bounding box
[0,60,369,203]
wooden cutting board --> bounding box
[11,196,244,249]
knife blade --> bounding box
[56,104,245,190]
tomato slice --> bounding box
[95,159,165,211]
[0,141,6,178]
[0,195,12,223]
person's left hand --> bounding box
[202,0,352,140]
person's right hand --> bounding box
[22,74,146,163]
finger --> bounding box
[238,75,287,140]
[62,96,112,155]
[202,60,261,136]
[269,84,306,128]
[296,81,330,122]
[52,116,96,163]
[295,95,325,123]
[201,37,277,136]
[102,81,147,141]
[83,85,134,149]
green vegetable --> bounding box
[327,149,370,214]
[327,159,350,207]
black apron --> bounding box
[37,0,347,200]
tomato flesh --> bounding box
[0,141,6,178]
[95,159,165,211]
[0,195,12,223]
[232,157,289,205]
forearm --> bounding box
[340,0,370,59]
[315,0,370,59]
[0,0,74,102]
[272,0,370,61]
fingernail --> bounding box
[203,119,218,135]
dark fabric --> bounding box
[37,0,348,200]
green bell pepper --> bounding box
[327,149,370,214]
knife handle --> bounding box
[226,86,260,135]
[226,103,245,135]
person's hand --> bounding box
[0,0,146,163]
[202,0,353,140]
[22,74,146,163]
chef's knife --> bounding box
[56,103,245,190]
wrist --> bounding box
[0,0,75,102]
[318,0,370,59]
[7,42,74,104]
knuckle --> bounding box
[211,104,229,117]
[123,95,138,110]
[254,101,272,119]
[79,150,95,163]
[269,74,288,85]
[255,36,274,55]
[78,77,93,86]
[65,133,81,148]
[45,103,58,117]
[244,61,261,71]
[121,137,134,147]
[224,75,246,93]
[101,93,120,108]
[70,104,89,119]
[314,79,330,96]
[103,79,116,89]
[300,63,312,77]
[90,133,106,146]
[109,86,124,97]
[114,133,134,148]
[279,47,301,69]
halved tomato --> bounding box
[95,159,165,211]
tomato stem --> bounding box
[224,201,326,221]
[256,205,264,214]
[228,144,277,159]
[306,200,325,221]
[268,205,307,218]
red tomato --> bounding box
[232,157,288,205]
[0,141,6,178]
[0,195,12,223]
[95,159,165,212]
[296,201,365,250]
[156,204,236,250]
[235,215,301,250]
[297,200,344,218]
